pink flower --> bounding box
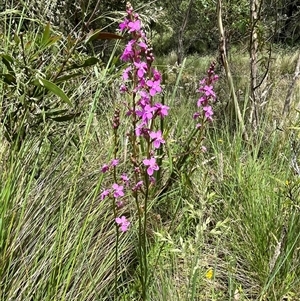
[143,157,159,176]
[134,61,147,79]
[115,216,130,232]
[154,103,169,117]
[197,96,206,107]
[136,104,155,122]
[116,201,124,208]
[139,41,148,50]
[133,180,143,191]
[146,80,162,96]
[193,112,200,119]
[137,91,150,107]
[123,66,132,81]
[128,20,141,32]
[100,189,110,200]
[213,75,219,82]
[101,164,109,173]
[110,159,119,167]
[120,40,135,61]
[112,183,124,198]
[119,18,129,31]
[121,173,129,184]
[203,106,213,120]
[149,130,165,149]
[153,69,161,81]
[120,84,127,93]
[201,85,216,99]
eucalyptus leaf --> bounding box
[33,78,72,106]
[67,57,99,70]
[85,30,124,44]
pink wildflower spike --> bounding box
[149,176,156,184]
[197,96,206,107]
[120,84,127,93]
[202,85,216,99]
[138,91,150,106]
[139,41,148,50]
[143,157,159,176]
[213,75,219,82]
[153,69,162,81]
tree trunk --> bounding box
[177,0,193,64]
[249,0,259,132]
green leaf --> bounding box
[0,73,16,85]
[45,109,69,117]
[67,57,99,70]
[33,78,72,106]
[44,36,61,48]
[49,112,81,122]
[42,22,51,46]
[55,73,82,84]
[85,30,124,44]
[1,54,14,73]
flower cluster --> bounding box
[102,2,170,232]
[119,2,169,179]
[193,62,218,127]
[115,216,130,232]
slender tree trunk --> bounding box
[177,0,193,64]
[217,0,248,140]
[249,0,259,132]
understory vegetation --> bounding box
[1,1,300,300]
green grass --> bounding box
[1,3,300,301]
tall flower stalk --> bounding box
[118,2,169,299]
[100,3,218,300]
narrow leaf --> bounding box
[0,73,16,84]
[42,22,51,45]
[85,30,124,44]
[50,112,80,122]
[55,73,82,84]
[1,54,14,72]
[67,57,99,70]
[33,78,72,106]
